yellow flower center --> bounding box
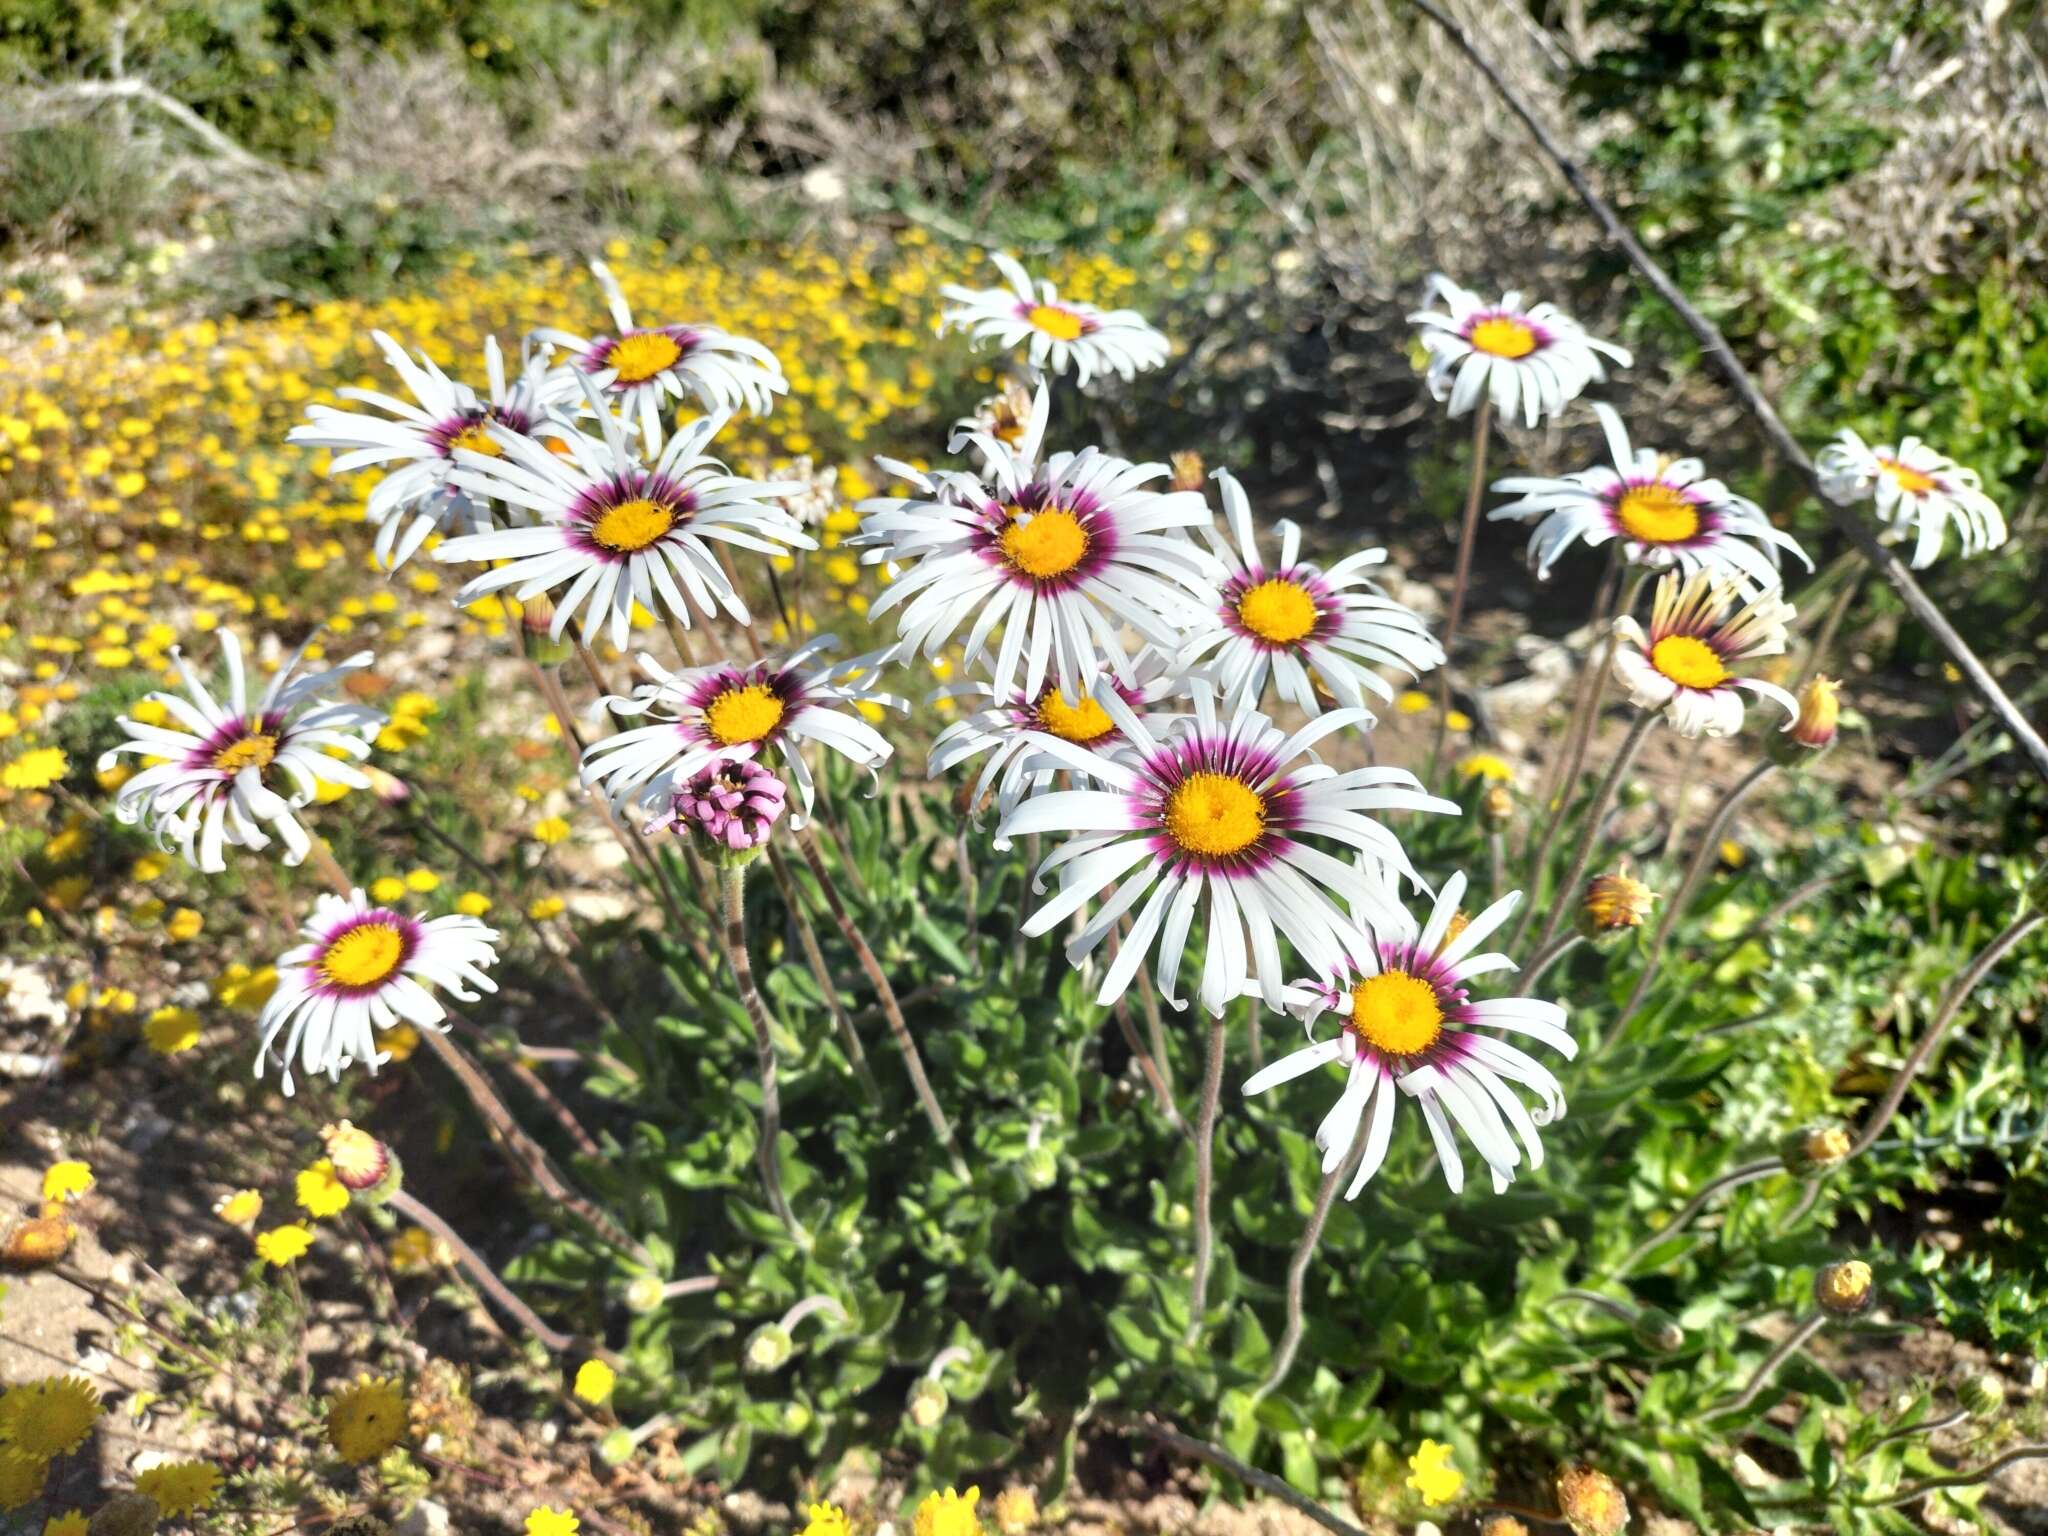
[446,422,503,458]
[1880,457,1938,495]
[704,683,786,746]
[1034,689,1115,743]
[1467,315,1539,359]
[605,331,684,384]
[1236,578,1319,644]
[1649,634,1729,690]
[1163,772,1266,858]
[998,506,1090,581]
[590,497,677,554]
[320,922,406,990]
[213,731,278,774]
[1348,970,1445,1056]
[1027,304,1087,342]
[1615,483,1701,544]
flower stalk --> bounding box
[1517,711,1655,969]
[1184,1012,1230,1341]
[1431,395,1493,772]
[717,862,808,1246]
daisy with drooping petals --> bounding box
[435,383,812,649]
[954,379,1037,451]
[256,889,500,1094]
[1244,870,1574,1197]
[580,637,899,823]
[1177,469,1441,716]
[100,633,385,873]
[998,682,1457,1015]
[1409,275,1631,427]
[941,252,1170,385]
[1815,429,2007,569]
[288,332,554,570]
[927,647,1184,847]
[1612,569,1798,739]
[534,260,786,441]
[1490,404,1810,588]
[855,382,1218,699]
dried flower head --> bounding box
[1581,870,1656,935]
[1554,1465,1629,1536]
[1168,451,1206,494]
[1816,1259,1876,1316]
[992,1488,1038,1535]
[1789,675,1840,751]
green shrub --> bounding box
[0,120,158,253]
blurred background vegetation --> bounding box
[4,0,2043,690]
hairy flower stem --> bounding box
[1133,1419,1369,1536]
[1519,931,1583,992]
[1718,1311,1826,1413]
[387,1188,604,1359]
[717,863,808,1246]
[1848,906,2044,1156]
[1600,760,1777,1045]
[658,607,698,669]
[796,826,968,1178]
[1611,1157,1785,1279]
[1430,398,1493,777]
[1104,938,1183,1130]
[1516,711,1655,974]
[1185,1013,1229,1341]
[1804,569,1865,680]
[1135,964,1177,1105]
[1526,548,1623,849]
[1257,1113,1370,1402]
[764,842,882,1107]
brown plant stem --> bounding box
[764,842,883,1106]
[1527,547,1621,841]
[1132,1420,1369,1536]
[1516,711,1655,973]
[1185,1012,1229,1340]
[1600,760,1778,1045]
[387,1188,602,1358]
[716,862,807,1244]
[1431,396,1493,774]
[658,607,698,669]
[1717,1311,1826,1414]
[1405,0,2048,784]
[795,825,967,1177]
[1104,933,1184,1130]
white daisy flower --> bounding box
[1612,569,1798,739]
[434,383,813,649]
[287,331,554,570]
[1177,468,1442,716]
[854,381,1218,699]
[927,647,1184,848]
[256,888,500,1095]
[1409,274,1631,427]
[1243,870,1574,1197]
[940,252,1170,385]
[580,636,900,824]
[1490,403,1811,588]
[533,260,787,442]
[1814,429,2008,569]
[98,632,385,873]
[997,681,1457,1016]
[953,378,1037,451]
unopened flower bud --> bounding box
[906,1377,949,1429]
[1956,1370,2005,1417]
[1481,1519,1529,1536]
[1020,1145,1058,1190]
[519,594,574,665]
[598,1427,636,1465]
[782,1401,812,1434]
[1632,1307,1684,1354]
[89,1494,161,1536]
[1580,871,1656,937]
[1781,1124,1852,1173]
[650,756,787,866]
[1481,784,1514,827]
[623,1274,665,1314]
[1788,675,1839,751]
[744,1324,793,1372]
[1554,1464,1628,1536]
[993,1488,1039,1535]
[364,765,411,805]
[1815,1259,1875,1316]
[322,1121,390,1191]
[1169,452,1206,494]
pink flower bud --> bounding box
[650,755,787,856]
